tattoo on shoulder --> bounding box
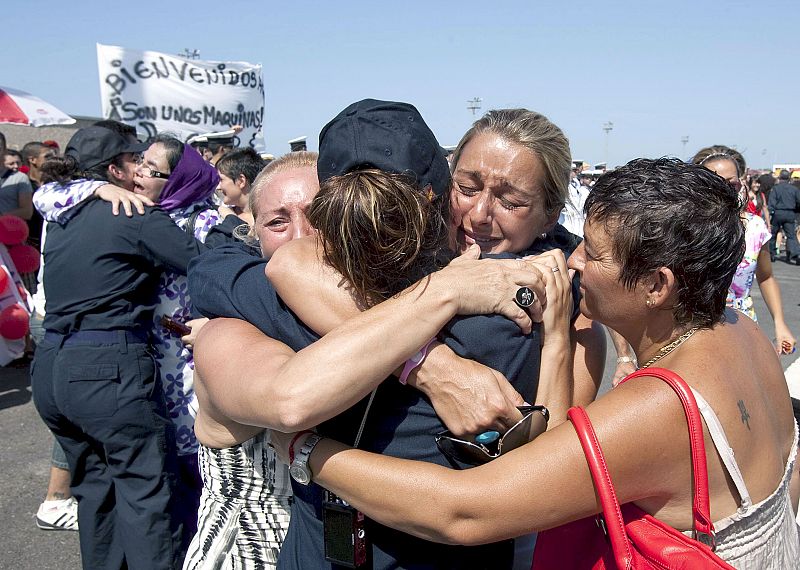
[737,399,751,430]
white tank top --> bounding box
[686,388,800,569]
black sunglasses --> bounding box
[435,405,549,466]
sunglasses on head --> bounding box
[435,405,549,466]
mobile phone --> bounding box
[160,315,192,337]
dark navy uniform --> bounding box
[768,181,800,262]
[31,199,208,570]
[187,225,583,570]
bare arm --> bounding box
[528,250,574,425]
[570,314,606,406]
[755,246,796,354]
[273,378,687,545]
[196,252,541,432]
[407,342,526,436]
[266,236,360,334]
[267,238,543,434]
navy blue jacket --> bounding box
[187,227,582,570]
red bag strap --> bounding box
[568,406,634,568]
[618,367,714,536]
[566,366,716,567]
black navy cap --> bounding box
[66,126,147,171]
[317,99,450,197]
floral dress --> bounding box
[153,202,222,455]
[727,213,771,321]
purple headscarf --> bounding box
[158,144,219,211]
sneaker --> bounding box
[36,497,79,531]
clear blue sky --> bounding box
[2,0,798,168]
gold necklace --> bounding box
[640,327,699,369]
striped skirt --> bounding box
[184,432,293,569]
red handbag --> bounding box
[532,368,735,569]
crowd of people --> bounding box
[1,99,799,569]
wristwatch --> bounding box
[289,433,323,485]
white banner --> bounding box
[97,44,265,150]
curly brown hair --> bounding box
[307,169,452,307]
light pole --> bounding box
[467,98,482,116]
[681,136,689,159]
[602,122,614,166]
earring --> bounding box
[646,299,653,308]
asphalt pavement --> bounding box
[2,259,799,569]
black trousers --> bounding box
[31,332,183,570]
[770,209,799,260]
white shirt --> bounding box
[559,178,589,237]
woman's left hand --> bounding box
[523,249,572,346]
[775,322,797,355]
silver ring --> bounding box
[552,267,560,273]
[515,286,535,308]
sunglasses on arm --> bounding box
[435,405,549,466]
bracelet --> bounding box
[616,356,636,365]
[288,430,313,464]
[398,337,436,385]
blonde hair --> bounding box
[451,109,571,217]
[307,169,450,307]
[234,151,319,243]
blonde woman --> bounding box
[185,152,320,569]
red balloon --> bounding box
[8,244,40,274]
[0,304,29,340]
[0,215,29,245]
[0,269,8,294]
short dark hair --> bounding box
[757,173,775,193]
[152,134,184,173]
[779,169,791,181]
[585,158,744,329]
[22,141,46,164]
[3,149,22,161]
[94,119,138,141]
[208,140,233,154]
[0,132,6,151]
[216,147,266,186]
